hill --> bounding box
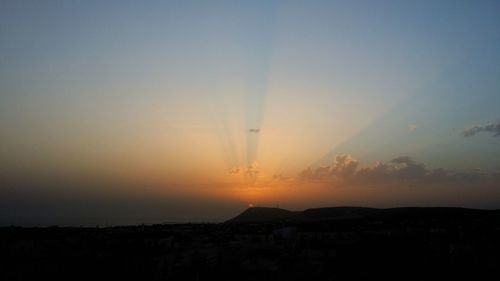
[226,207,296,223]
[227,206,497,223]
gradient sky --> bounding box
[1,0,499,225]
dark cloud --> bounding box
[390,156,427,179]
[354,156,425,182]
[462,121,500,138]
[356,161,391,182]
[427,168,448,181]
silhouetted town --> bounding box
[2,207,500,280]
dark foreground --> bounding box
[2,207,500,281]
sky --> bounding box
[1,0,499,225]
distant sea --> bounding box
[0,216,223,227]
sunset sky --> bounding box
[1,0,499,225]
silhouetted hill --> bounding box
[226,207,296,223]
[295,207,378,221]
[227,206,498,223]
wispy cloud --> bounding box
[461,121,500,138]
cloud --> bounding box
[298,167,314,179]
[354,156,428,182]
[356,161,391,182]
[298,154,497,185]
[299,154,359,180]
[298,166,330,180]
[427,168,448,181]
[245,162,259,178]
[390,156,427,179]
[331,154,359,177]
[229,163,260,180]
[461,121,500,137]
